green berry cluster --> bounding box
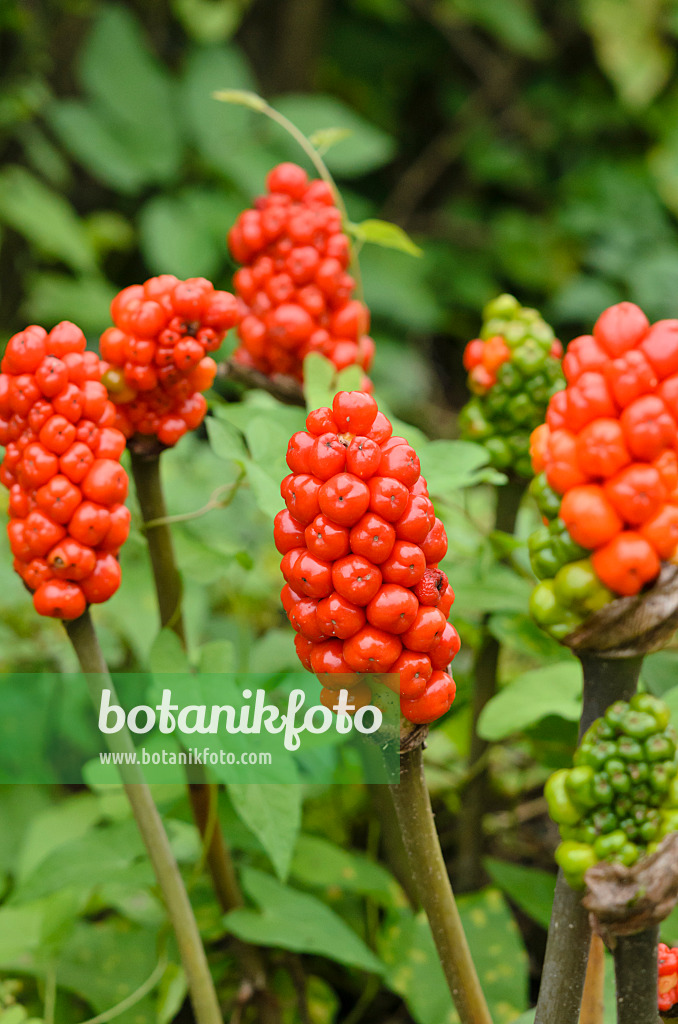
[459,294,564,478]
[545,693,678,889]
[528,473,613,639]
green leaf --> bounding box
[449,561,534,615]
[224,867,384,972]
[0,166,96,272]
[309,127,353,153]
[418,439,504,497]
[303,352,336,411]
[448,0,549,58]
[350,218,423,258]
[642,649,678,697]
[197,640,235,674]
[48,101,152,193]
[23,273,116,335]
[483,858,556,929]
[274,94,396,177]
[488,613,571,664]
[380,889,528,1024]
[54,920,160,1024]
[16,794,101,883]
[173,0,244,43]
[149,630,191,675]
[227,785,302,880]
[181,46,264,184]
[156,963,187,1024]
[290,835,400,905]
[244,458,282,519]
[10,820,146,904]
[206,416,248,464]
[477,661,582,741]
[139,194,220,279]
[581,0,674,108]
[79,6,181,180]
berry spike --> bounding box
[459,293,564,479]
[0,322,130,619]
[528,302,678,640]
[100,275,240,447]
[659,943,678,1013]
[277,390,459,724]
[229,163,374,387]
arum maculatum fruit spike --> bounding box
[659,943,678,1013]
[229,162,374,386]
[276,390,459,724]
[545,692,678,890]
[529,302,678,638]
[0,322,131,619]
[459,293,564,478]
[100,275,240,447]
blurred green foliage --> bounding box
[4,2,678,1022]
[4,0,678,425]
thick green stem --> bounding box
[64,611,222,1024]
[457,475,525,890]
[368,783,420,907]
[535,653,643,1024]
[130,448,185,643]
[614,927,661,1024]
[389,745,492,1024]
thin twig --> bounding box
[217,359,305,407]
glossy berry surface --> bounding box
[229,163,374,386]
[100,275,239,447]
[545,693,678,890]
[460,293,564,478]
[0,322,130,619]
[658,943,678,1013]
[529,302,678,639]
[276,391,459,724]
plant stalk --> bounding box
[457,475,524,891]
[64,611,223,1024]
[534,653,643,1024]
[578,933,605,1024]
[389,744,492,1024]
[614,926,661,1024]
[130,447,279,1023]
[130,447,185,644]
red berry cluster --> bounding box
[0,322,131,620]
[229,163,374,385]
[531,303,678,596]
[100,275,239,447]
[275,391,459,724]
[659,943,678,1013]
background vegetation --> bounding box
[3,2,678,1023]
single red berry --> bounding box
[331,554,382,606]
[366,584,419,634]
[304,514,351,561]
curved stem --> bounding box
[389,745,493,1024]
[535,653,643,1024]
[130,449,279,1024]
[614,927,661,1024]
[212,90,364,301]
[64,611,223,1024]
